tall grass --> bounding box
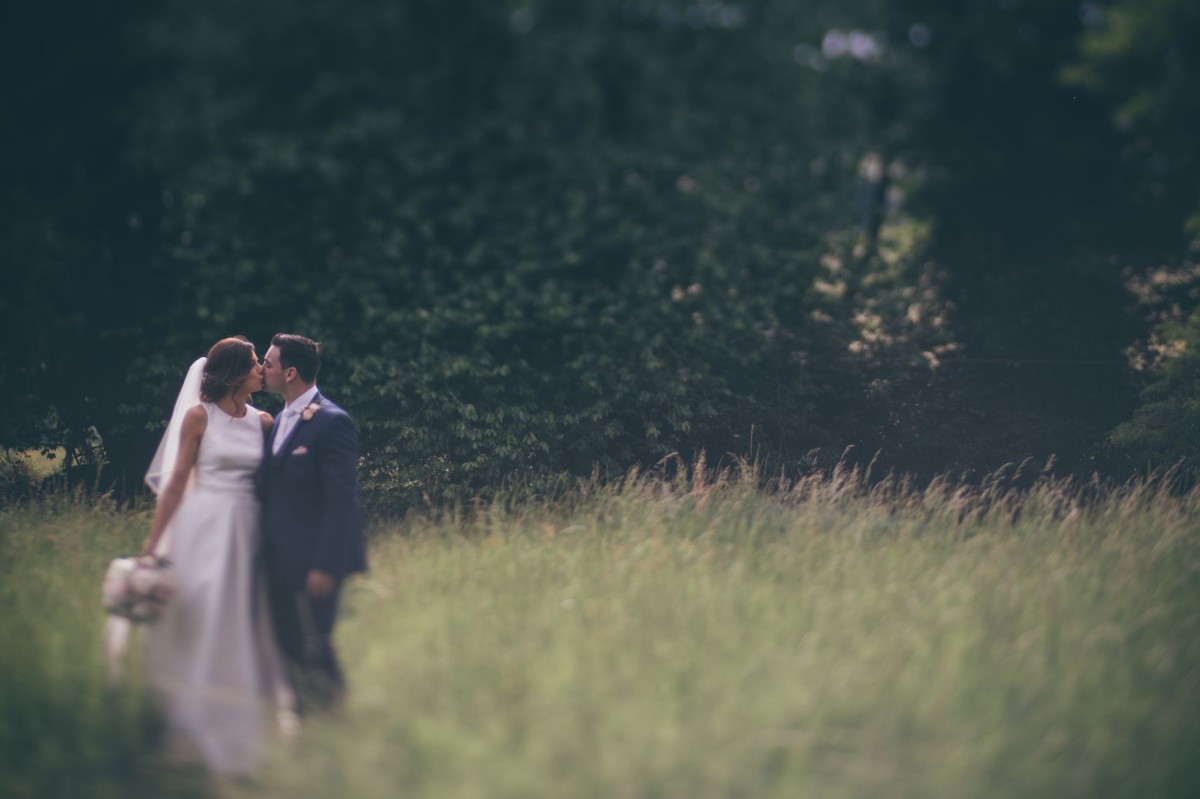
[2,465,1199,798]
[0,490,194,799]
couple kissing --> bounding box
[139,333,367,775]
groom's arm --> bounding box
[313,411,360,585]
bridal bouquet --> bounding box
[103,556,173,622]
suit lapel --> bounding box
[272,392,323,465]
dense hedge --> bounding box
[3,0,1199,504]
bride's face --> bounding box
[236,349,265,396]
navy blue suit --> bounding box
[259,391,366,705]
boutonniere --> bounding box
[301,402,321,422]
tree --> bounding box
[1064,0,1200,472]
[57,0,944,505]
[0,0,165,482]
[863,0,1190,474]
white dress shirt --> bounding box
[272,385,320,455]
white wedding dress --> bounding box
[143,401,295,775]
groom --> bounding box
[260,333,367,710]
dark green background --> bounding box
[3,0,1198,508]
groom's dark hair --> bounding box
[272,333,321,383]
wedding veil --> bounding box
[144,355,207,496]
[109,355,207,681]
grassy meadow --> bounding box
[2,465,1199,798]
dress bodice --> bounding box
[193,402,264,494]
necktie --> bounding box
[273,407,299,454]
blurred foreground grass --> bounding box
[2,466,1199,798]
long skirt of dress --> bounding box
[144,486,293,775]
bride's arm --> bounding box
[141,405,207,556]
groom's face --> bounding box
[262,345,287,395]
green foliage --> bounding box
[0,493,184,799]
[5,0,1200,496]
[1066,0,1200,169]
[1064,0,1200,473]
[1110,269,1200,472]
[872,0,1168,472]
[102,0,946,504]
[0,451,40,503]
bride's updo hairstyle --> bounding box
[201,336,256,402]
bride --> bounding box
[140,336,295,775]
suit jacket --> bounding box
[259,392,367,588]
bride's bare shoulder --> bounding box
[181,404,208,435]
[258,410,274,431]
